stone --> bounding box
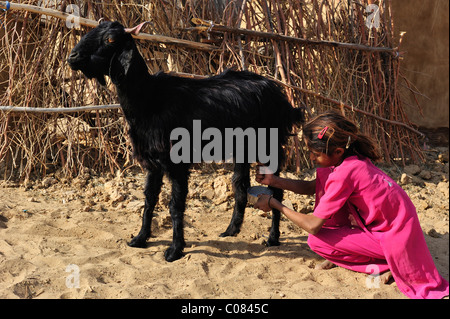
[126,200,145,213]
[42,177,57,188]
[404,164,421,175]
[202,189,215,200]
[400,173,412,185]
[110,189,126,203]
[418,170,432,180]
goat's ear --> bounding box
[117,46,134,76]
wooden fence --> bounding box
[0,0,424,181]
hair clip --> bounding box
[318,126,328,139]
[345,136,351,149]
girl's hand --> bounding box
[255,165,275,186]
[254,194,274,212]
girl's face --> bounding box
[307,141,344,168]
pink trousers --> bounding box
[308,224,449,299]
[308,226,390,274]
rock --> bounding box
[0,215,7,229]
[202,189,215,200]
[427,228,442,238]
[282,199,294,210]
[42,177,57,188]
[102,180,127,204]
[218,202,229,211]
[436,182,449,197]
[259,211,269,218]
[72,177,88,189]
[126,200,145,213]
[23,180,34,189]
[404,165,421,176]
[418,170,432,180]
[156,215,172,228]
[417,200,430,211]
[400,173,412,185]
[104,180,116,192]
[110,189,126,203]
[250,233,259,240]
[127,182,138,189]
[211,176,234,205]
[159,191,170,207]
[438,151,449,163]
[213,177,228,197]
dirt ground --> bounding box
[0,147,448,299]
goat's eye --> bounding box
[107,37,115,43]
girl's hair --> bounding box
[302,110,382,162]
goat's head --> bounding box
[68,21,148,85]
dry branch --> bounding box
[276,82,425,138]
[190,18,399,55]
[0,104,121,113]
[0,1,217,51]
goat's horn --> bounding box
[124,21,151,35]
[98,18,106,24]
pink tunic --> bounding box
[308,155,449,299]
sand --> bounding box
[0,147,448,299]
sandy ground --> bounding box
[0,147,448,299]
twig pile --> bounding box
[0,0,424,181]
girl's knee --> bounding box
[307,232,339,259]
[307,234,325,254]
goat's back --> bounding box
[150,70,301,133]
[126,69,303,168]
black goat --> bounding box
[68,21,304,262]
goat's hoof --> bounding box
[164,247,184,262]
[264,238,280,247]
[219,228,239,237]
[128,236,148,248]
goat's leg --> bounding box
[267,179,283,247]
[266,149,284,246]
[164,166,189,262]
[128,168,163,248]
[220,162,250,237]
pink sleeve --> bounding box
[313,170,354,220]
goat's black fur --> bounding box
[69,21,304,262]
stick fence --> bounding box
[0,0,425,181]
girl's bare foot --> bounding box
[315,260,336,270]
[380,271,393,284]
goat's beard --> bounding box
[94,74,107,86]
[82,69,106,86]
[78,69,106,86]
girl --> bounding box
[254,110,449,299]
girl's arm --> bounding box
[256,166,316,196]
[254,195,326,235]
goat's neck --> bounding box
[110,46,153,118]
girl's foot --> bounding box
[380,271,393,284]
